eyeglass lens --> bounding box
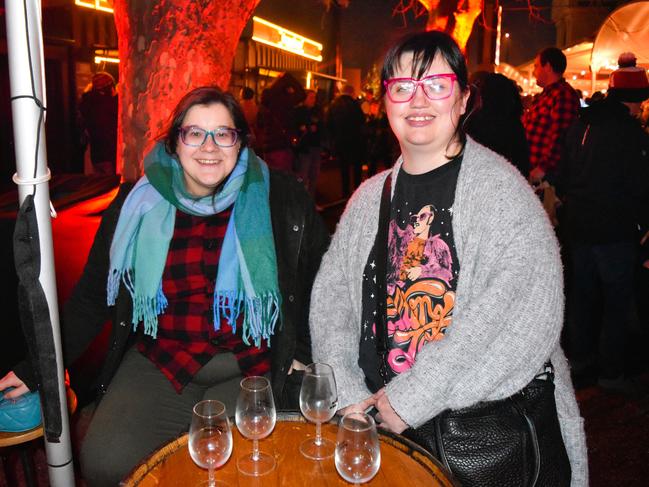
[387,76,454,102]
[181,126,238,147]
[410,211,432,223]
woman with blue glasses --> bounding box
[1,86,329,486]
[309,31,587,486]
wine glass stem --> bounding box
[315,421,323,446]
[252,438,260,461]
[208,466,215,487]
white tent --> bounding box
[512,1,649,96]
[591,1,649,72]
[515,41,609,96]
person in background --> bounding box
[466,72,530,178]
[585,91,605,106]
[557,53,649,393]
[256,73,304,174]
[239,86,258,143]
[79,72,119,175]
[325,84,367,197]
[310,31,587,486]
[291,89,323,196]
[0,86,329,486]
[523,47,580,185]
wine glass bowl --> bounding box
[335,412,381,484]
[235,376,277,476]
[299,363,338,460]
[188,400,233,487]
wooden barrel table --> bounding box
[122,413,456,486]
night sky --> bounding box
[256,0,556,77]
[338,0,556,72]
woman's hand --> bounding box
[288,360,307,375]
[338,395,377,416]
[0,371,30,399]
[373,389,408,434]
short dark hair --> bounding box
[380,30,474,158]
[161,86,251,155]
[538,47,567,75]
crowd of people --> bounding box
[1,29,648,487]
[238,74,398,199]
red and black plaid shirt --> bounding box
[523,79,579,177]
[137,208,270,393]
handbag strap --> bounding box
[374,174,392,385]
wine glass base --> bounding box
[300,437,335,460]
[237,451,276,476]
[196,480,229,486]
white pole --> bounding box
[495,5,503,67]
[5,1,75,486]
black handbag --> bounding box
[372,174,571,487]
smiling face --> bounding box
[175,102,240,197]
[385,52,469,169]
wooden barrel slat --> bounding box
[122,414,456,486]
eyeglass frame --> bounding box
[383,73,458,103]
[178,125,241,148]
[409,210,434,224]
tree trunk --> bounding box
[113,0,260,181]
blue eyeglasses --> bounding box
[179,126,240,148]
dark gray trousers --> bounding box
[79,347,244,487]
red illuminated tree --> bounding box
[113,0,260,181]
[394,0,483,51]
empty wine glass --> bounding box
[299,362,338,460]
[188,400,233,487]
[235,376,277,476]
[335,412,381,484]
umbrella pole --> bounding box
[5,1,75,486]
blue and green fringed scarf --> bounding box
[107,142,281,347]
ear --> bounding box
[459,88,471,115]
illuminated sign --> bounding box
[95,49,119,64]
[258,68,282,78]
[252,16,323,62]
[95,56,119,64]
[75,0,114,13]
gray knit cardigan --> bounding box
[310,138,588,485]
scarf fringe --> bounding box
[107,268,167,338]
[214,290,280,347]
[131,287,168,339]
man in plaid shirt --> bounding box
[523,47,580,184]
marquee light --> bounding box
[95,56,119,64]
[252,16,323,62]
[258,68,282,78]
[75,0,114,13]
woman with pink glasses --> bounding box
[309,31,586,486]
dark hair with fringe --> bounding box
[161,86,251,155]
[380,31,475,160]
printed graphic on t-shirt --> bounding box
[383,203,456,374]
[359,159,461,390]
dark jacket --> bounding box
[79,89,118,165]
[465,112,530,178]
[15,170,329,409]
[557,98,649,244]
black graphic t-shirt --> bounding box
[359,156,462,392]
